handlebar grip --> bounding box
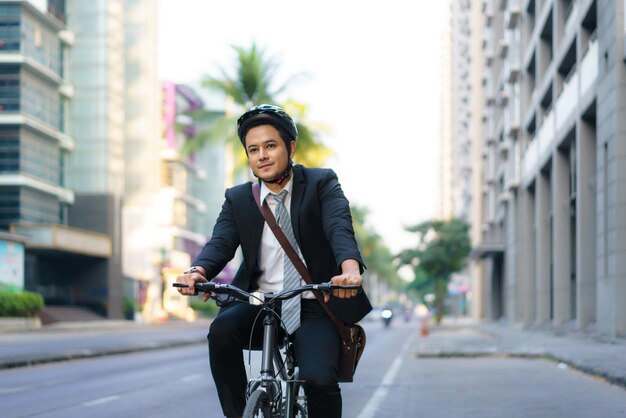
[172,282,216,292]
[195,282,217,292]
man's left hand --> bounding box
[326,259,362,302]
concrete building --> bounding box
[121,0,162,321]
[441,0,475,315]
[0,0,166,321]
[158,83,230,319]
[0,0,114,317]
[466,0,626,337]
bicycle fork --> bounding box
[257,313,282,415]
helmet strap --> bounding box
[256,161,293,185]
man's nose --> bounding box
[259,148,268,159]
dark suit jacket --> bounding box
[193,165,372,324]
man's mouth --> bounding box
[258,163,272,170]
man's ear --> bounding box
[289,140,296,159]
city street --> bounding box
[1,319,626,417]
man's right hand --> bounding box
[175,266,211,302]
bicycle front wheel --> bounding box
[243,389,272,418]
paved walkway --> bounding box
[2,317,625,391]
[416,318,626,389]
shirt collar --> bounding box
[260,176,294,204]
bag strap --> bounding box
[251,183,353,342]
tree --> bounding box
[397,218,470,323]
[351,205,402,291]
[182,42,332,171]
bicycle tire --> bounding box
[293,402,307,417]
[243,389,272,418]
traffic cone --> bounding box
[420,317,429,337]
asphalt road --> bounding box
[1,320,626,417]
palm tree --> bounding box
[182,42,332,172]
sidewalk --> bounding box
[416,318,626,389]
[0,318,211,369]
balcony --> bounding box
[506,61,521,83]
[486,12,494,27]
[498,39,510,58]
[555,71,578,133]
[506,0,521,29]
[505,140,521,190]
[564,2,579,37]
[499,90,510,107]
[521,108,554,183]
[580,38,598,99]
[485,52,495,66]
[497,139,510,155]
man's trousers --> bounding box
[208,299,343,418]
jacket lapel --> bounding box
[248,182,265,267]
[290,165,305,245]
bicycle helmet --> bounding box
[237,104,298,145]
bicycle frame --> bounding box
[172,281,360,417]
[247,306,304,418]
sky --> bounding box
[158,1,448,254]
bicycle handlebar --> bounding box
[172,282,361,305]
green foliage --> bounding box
[351,205,402,289]
[0,288,45,317]
[190,297,219,318]
[183,42,332,171]
[397,218,471,322]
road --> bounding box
[2,320,626,417]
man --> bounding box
[176,104,371,418]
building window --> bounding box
[47,0,66,24]
[22,13,61,75]
[21,70,61,129]
[0,126,19,173]
[0,186,20,230]
[0,65,20,112]
[0,5,20,52]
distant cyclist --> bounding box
[176,104,372,418]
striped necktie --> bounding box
[271,190,301,334]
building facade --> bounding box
[0,0,115,317]
[441,0,475,314]
[466,0,626,337]
[159,83,230,319]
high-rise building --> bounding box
[463,0,626,337]
[158,82,229,319]
[441,0,475,314]
[0,0,165,321]
[0,1,114,315]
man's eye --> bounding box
[267,143,275,149]
[248,148,258,153]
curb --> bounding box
[414,349,626,390]
[0,338,206,370]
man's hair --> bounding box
[242,120,294,151]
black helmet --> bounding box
[237,104,298,145]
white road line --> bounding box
[0,386,26,394]
[357,333,415,418]
[82,395,120,407]
[0,379,64,395]
[181,373,203,382]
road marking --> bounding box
[0,386,26,394]
[181,373,203,382]
[0,379,64,395]
[82,395,120,407]
[357,333,415,418]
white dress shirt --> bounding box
[257,178,313,298]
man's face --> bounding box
[245,125,295,182]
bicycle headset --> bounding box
[237,104,298,185]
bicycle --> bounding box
[173,281,360,418]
